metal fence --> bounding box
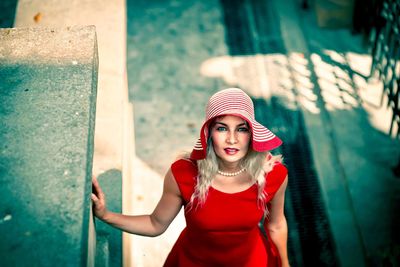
[369,0,400,176]
[369,0,400,138]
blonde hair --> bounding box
[187,138,282,211]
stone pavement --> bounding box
[127,0,400,266]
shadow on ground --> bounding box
[0,0,18,28]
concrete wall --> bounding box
[12,1,134,265]
[0,26,98,266]
[13,0,131,174]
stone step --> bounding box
[0,26,98,266]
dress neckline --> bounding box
[210,183,257,195]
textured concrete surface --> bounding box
[13,1,133,266]
[13,0,130,182]
[0,27,97,65]
[0,26,98,266]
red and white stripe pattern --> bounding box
[191,88,282,159]
[193,138,203,151]
[206,89,254,121]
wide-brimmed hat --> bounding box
[190,88,282,160]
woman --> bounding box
[92,88,290,266]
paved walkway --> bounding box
[127,0,400,266]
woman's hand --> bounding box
[88,168,183,236]
[91,176,108,220]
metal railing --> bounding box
[369,0,400,176]
[370,0,400,137]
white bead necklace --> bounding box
[217,167,246,177]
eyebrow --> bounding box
[214,122,248,127]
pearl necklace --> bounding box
[217,167,246,177]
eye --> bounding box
[238,127,249,132]
[216,126,227,131]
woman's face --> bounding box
[210,115,251,167]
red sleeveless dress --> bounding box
[164,159,288,267]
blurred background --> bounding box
[1,0,399,266]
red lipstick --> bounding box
[224,148,239,155]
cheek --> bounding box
[246,136,250,148]
[242,134,251,148]
[242,136,251,151]
[210,131,223,148]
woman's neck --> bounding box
[218,161,242,172]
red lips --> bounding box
[224,148,239,155]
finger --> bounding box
[91,193,99,203]
[92,182,99,198]
[92,177,102,194]
[92,175,97,186]
[92,178,98,193]
[94,180,105,198]
[92,176,99,186]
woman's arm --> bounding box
[91,168,183,237]
[265,175,290,267]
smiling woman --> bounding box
[211,116,251,166]
[92,88,290,267]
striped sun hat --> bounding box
[190,88,282,160]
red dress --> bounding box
[164,159,288,267]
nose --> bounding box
[226,131,238,144]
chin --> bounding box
[218,154,246,164]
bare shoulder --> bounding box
[271,175,288,203]
[163,168,182,197]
